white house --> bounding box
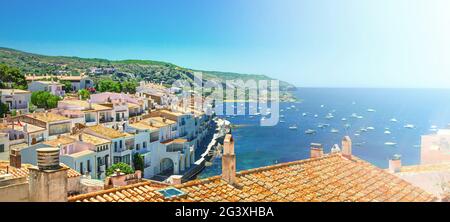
[28,81,65,97]
[0,89,31,114]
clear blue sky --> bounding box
[1,0,449,88]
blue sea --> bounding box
[198,88,450,178]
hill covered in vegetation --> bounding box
[0,47,296,101]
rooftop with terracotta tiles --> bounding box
[0,161,81,179]
[86,125,131,139]
[26,112,70,123]
[69,153,436,202]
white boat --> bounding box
[390,118,398,122]
[354,133,360,136]
[286,107,291,110]
[367,126,375,130]
[404,124,415,129]
[351,113,358,118]
[280,109,284,112]
[341,118,347,121]
[318,123,330,128]
[325,113,334,119]
[302,112,307,116]
[314,114,318,118]
[280,115,285,118]
[330,128,339,133]
[279,120,286,123]
[430,125,438,129]
[384,130,391,135]
[367,109,376,112]
[360,128,368,132]
[357,115,364,119]
[384,142,397,146]
[291,105,296,108]
[305,129,316,134]
[320,105,325,108]
[289,125,298,130]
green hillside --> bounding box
[0,47,296,100]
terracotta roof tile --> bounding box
[0,161,81,179]
[69,154,436,202]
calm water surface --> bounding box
[199,88,450,178]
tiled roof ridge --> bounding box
[174,153,352,189]
[68,180,168,202]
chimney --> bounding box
[222,134,236,185]
[28,148,68,202]
[9,149,21,168]
[310,143,324,158]
[342,136,352,159]
[170,175,183,185]
[107,168,127,187]
[389,154,402,173]
[23,123,28,133]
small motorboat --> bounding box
[330,128,339,133]
[390,118,398,122]
[384,130,391,135]
[404,124,415,129]
[367,126,375,130]
[279,120,286,123]
[341,118,347,121]
[351,113,358,118]
[314,114,318,118]
[357,115,364,119]
[367,108,376,112]
[320,105,325,108]
[325,113,334,119]
[305,129,317,134]
[302,112,307,116]
[384,142,397,146]
[354,133,360,136]
[289,125,298,130]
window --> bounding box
[143,142,147,149]
[119,140,123,149]
[114,142,118,152]
[80,162,84,175]
[87,160,91,173]
[122,154,131,165]
[113,156,121,164]
[136,143,140,150]
[0,144,4,153]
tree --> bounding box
[96,79,121,93]
[0,64,27,89]
[106,162,134,176]
[133,153,145,172]
[31,91,61,109]
[77,89,90,100]
[0,102,8,118]
[60,80,73,93]
[122,81,138,94]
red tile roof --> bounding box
[69,154,436,202]
[0,161,81,179]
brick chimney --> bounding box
[310,143,324,158]
[9,149,21,168]
[342,136,352,159]
[28,148,68,202]
[389,154,402,173]
[222,134,236,185]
